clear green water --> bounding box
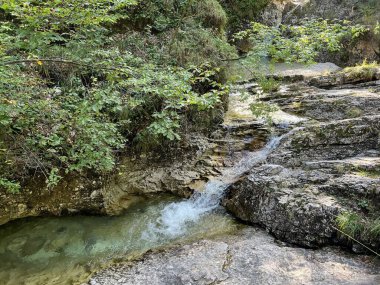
[0,194,239,285]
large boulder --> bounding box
[224,72,380,250]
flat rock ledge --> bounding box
[88,227,380,285]
[224,74,380,250]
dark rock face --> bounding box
[0,175,106,225]
[89,227,380,285]
[224,170,342,247]
[223,73,380,249]
[309,67,380,88]
[0,104,269,224]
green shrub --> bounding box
[0,0,230,189]
[258,77,280,93]
[168,25,236,66]
[369,218,380,238]
[0,177,20,194]
[336,212,380,243]
[220,0,270,31]
[195,0,228,33]
[235,19,368,65]
[336,212,365,238]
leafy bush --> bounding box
[195,0,228,33]
[336,212,380,243]
[0,0,231,190]
[121,0,236,66]
[167,25,236,66]
[235,19,368,65]
[359,0,380,25]
[0,178,20,194]
[220,0,270,32]
[258,77,280,93]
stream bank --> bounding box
[88,64,380,284]
[89,227,379,285]
[1,1,379,284]
[0,63,379,285]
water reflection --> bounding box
[0,194,239,285]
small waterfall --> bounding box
[142,136,283,240]
[142,180,228,240]
[220,135,282,183]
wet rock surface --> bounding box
[224,72,380,249]
[89,227,380,285]
[102,85,270,215]
[273,62,342,81]
[0,176,106,226]
[89,68,380,282]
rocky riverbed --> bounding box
[87,64,380,284]
[88,227,379,285]
[224,65,380,251]
[1,63,379,284]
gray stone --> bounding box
[224,73,380,250]
[89,228,380,285]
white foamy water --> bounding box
[220,135,282,182]
[271,109,307,127]
[142,136,283,240]
[142,180,228,240]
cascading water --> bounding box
[142,181,228,240]
[143,136,283,240]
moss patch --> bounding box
[342,61,379,81]
[336,211,380,246]
[355,169,380,178]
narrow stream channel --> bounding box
[0,195,240,285]
[0,133,283,285]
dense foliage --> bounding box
[220,0,269,32]
[0,0,233,191]
[235,19,368,65]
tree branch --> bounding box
[220,55,247,62]
[0,58,133,72]
[373,48,380,59]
